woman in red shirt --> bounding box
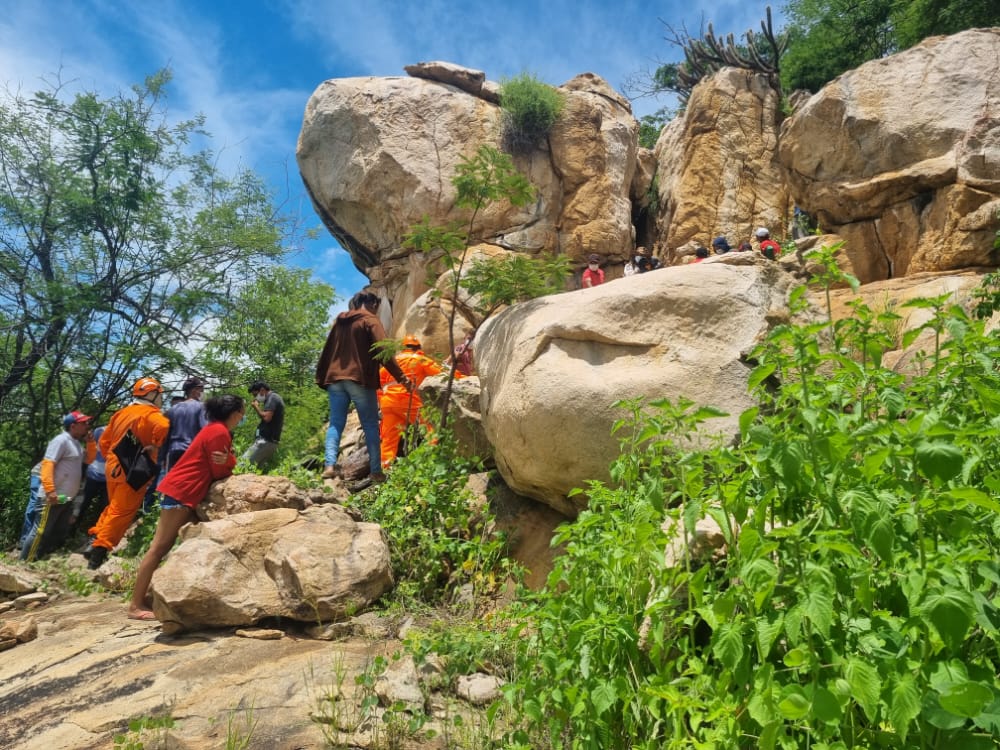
[127,394,245,621]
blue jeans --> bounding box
[18,477,44,551]
[326,381,381,475]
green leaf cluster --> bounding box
[495,269,1000,748]
[498,73,565,151]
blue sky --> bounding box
[1,0,782,307]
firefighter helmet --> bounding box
[132,377,162,398]
[401,334,421,349]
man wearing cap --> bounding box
[756,227,782,260]
[162,377,207,472]
[20,411,96,559]
[582,254,605,288]
[711,236,732,254]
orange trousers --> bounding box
[88,475,148,551]
[380,404,432,467]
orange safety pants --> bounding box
[380,403,433,468]
[88,475,148,551]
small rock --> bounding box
[0,637,17,652]
[0,564,42,594]
[12,592,48,609]
[0,602,14,615]
[11,617,38,643]
[456,673,502,705]
[234,628,283,640]
[304,621,353,641]
[350,611,392,640]
[375,655,424,712]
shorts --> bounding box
[159,494,191,511]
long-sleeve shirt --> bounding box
[316,308,405,390]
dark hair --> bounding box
[182,376,205,395]
[695,246,710,259]
[248,381,268,394]
[205,394,245,422]
[349,291,381,311]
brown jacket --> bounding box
[315,308,405,390]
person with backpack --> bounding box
[756,227,782,260]
[85,377,170,570]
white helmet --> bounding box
[755,227,770,239]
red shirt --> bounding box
[582,268,605,287]
[156,421,236,508]
[760,239,781,259]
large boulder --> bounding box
[197,473,329,521]
[654,67,789,263]
[477,259,794,515]
[151,505,392,631]
[779,28,1000,282]
[297,64,638,352]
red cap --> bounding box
[63,411,92,426]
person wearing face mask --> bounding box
[582,254,605,288]
[85,377,170,569]
[243,381,285,469]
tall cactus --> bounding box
[676,6,788,99]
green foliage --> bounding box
[0,68,300,483]
[637,109,674,150]
[346,434,512,605]
[0,443,31,548]
[496,270,1000,748]
[113,714,176,750]
[498,73,565,151]
[781,0,1000,92]
[404,144,568,431]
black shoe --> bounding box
[86,546,109,570]
[347,473,387,493]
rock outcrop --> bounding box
[297,64,639,353]
[477,258,794,515]
[151,504,393,631]
[779,28,1000,282]
[654,67,789,262]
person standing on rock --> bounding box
[444,328,475,377]
[316,291,410,484]
[379,335,442,468]
[86,378,170,570]
[127,394,244,621]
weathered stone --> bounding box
[456,673,503,706]
[478,260,794,515]
[375,654,424,712]
[151,504,393,631]
[234,628,283,640]
[404,61,486,97]
[779,29,1000,281]
[12,592,47,609]
[198,473,328,521]
[0,564,41,594]
[419,374,492,463]
[654,67,789,265]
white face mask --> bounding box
[255,393,266,403]
[588,263,599,270]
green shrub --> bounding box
[346,432,514,605]
[498,72,564,150]
[499,275,1000,748]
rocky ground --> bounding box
[0,588,405,749]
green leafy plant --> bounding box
[498,72,565,151]
[495,268,1000,748]
[347,434,513,605]
[113,714,176,750]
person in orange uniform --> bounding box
[85,377,170,569]
[379,335,443,468]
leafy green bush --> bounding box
[500,275,1000,748]
[347,433,514,604]
[0,446,31,549]
[498,73,564,150]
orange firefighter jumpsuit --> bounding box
[89,403,170,551]
[379,349,443,467]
